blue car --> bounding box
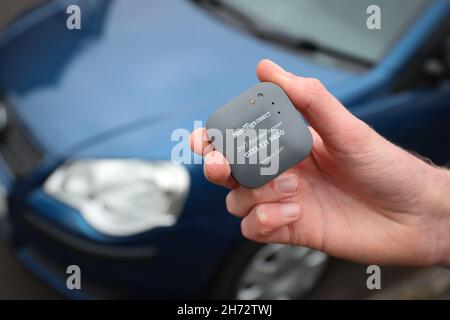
[0,0,449,299]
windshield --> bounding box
[211,0,431,64]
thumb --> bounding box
[256,59,366,147]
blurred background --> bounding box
[0,0,450,300]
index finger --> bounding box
[204,150,239,189]
[190,127,239,189]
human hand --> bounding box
[190,59,450,266]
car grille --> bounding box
[0,108,43,177]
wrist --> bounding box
[425,166,450,267]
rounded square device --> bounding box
[206,82,312,188]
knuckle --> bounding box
[307,78,326,95]
[255,206,268,226]
[255,206,272,236]
[285,71,296,79]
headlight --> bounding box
[44,159,190,237]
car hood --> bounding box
[0,0,357,157]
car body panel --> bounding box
[0,0,354,157]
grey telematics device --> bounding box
[206,82,312,189]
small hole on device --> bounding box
[271,102,275,105]
[277,111,281,114]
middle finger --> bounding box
[226,173,300,217]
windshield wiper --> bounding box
[193,0,372,66]
[253,29,321,53]
[194,0,323,53]
[193,0,259,30]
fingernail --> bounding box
[280,203,300,219]
[275,176,298,193]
